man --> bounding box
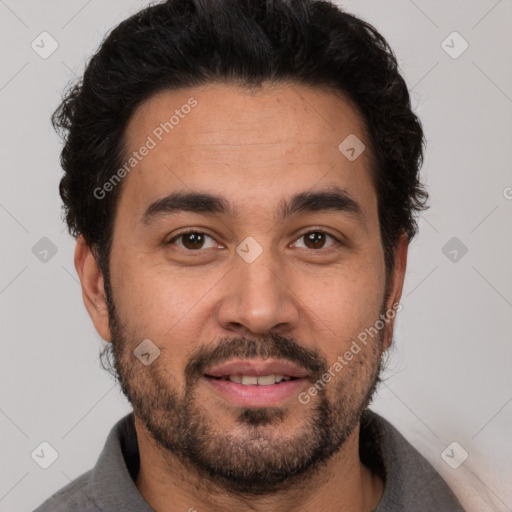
[35,0,466,510]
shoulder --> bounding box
[362,409,466,512]
[32,412,138,512]
[32,469,101,512]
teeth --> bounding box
[226,374,292,385]
[256,375,276,386]
[241,376,258,385]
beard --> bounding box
[100,276,387,496]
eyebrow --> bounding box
[140,186,366,226]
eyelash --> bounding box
[167,229,341,252]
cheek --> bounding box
[110,255,218,351]
[296,256,385,351]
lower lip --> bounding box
[203,376,307,407]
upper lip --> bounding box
[204,358,309,378]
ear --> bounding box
[74,235,112,342]
[382,231,408,351]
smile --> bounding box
[207,374,297,385]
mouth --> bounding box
[205,374,300,385]
[202,359,309,407]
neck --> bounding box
[134,416,384,512]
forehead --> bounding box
[117,82,376,226]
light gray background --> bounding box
[1,1,511,511]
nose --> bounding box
[215,248,300,335]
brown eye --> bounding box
[295,231,338,250]
[181,232,205,249]
[168,231,217,250]
[304,232,326,249]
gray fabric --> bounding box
[33,409,465,511]
[363,412,466,511]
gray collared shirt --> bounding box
[33,409,466,511]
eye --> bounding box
[167,231,219,251]
[292,230,340,250]
[167,229,340,252]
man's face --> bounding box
[84,83,405,494]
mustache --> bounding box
[184,333,328,384]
